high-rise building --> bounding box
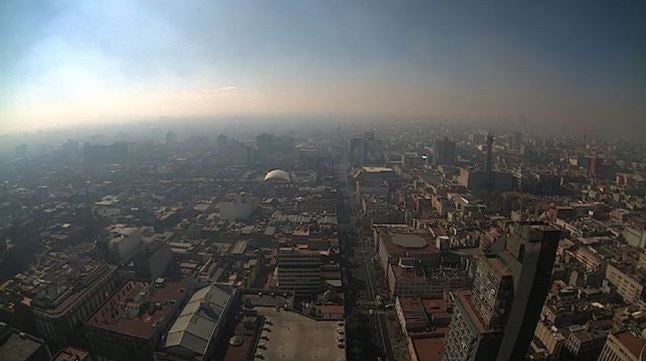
[512,132,522,151]
[470,255,514,330]
[495,222,561,361]
[442,255,514,361]
[434,137,457,166]
[350,136,366,164]
[584,155,603,177]
[485,133,494,175]
[442,222,561,361]
[256,133,275,153]
[277,247,321,296]
[442,290,505,361]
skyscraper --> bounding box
[484,133,494,174]
[442,222,561,361]
[495,222,561,361]
[256,133,275,154]
[442,255,514,361]
[470,255,515,330]
[350,136,366,164]
[442,290,506,361]
[434,136,457,166]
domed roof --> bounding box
[392,234,428,249]
[264,169,291,182]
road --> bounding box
[338,159,394,361]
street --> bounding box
[338,161,394,361]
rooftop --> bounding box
[361,166,393,173]
[0,326,48,361]
[412,334,445,361]
[86,280,188,339]
[380,231,436,257]
[51,347,90,361]
[165,285,233,355]
[252,306,345,361]
[613,331,646,359]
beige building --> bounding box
[534,321,564,358]
[31,263,118,349]
[570,246,603,271]
[598,332,646,361]
[605,263,645,304]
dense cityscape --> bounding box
[0,122,644,361]
[2,0,645,360]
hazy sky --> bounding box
[1,0,644,134]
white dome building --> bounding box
[263,169,291,183]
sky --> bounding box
[1,0,644,135]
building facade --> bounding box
[31,263,118,349]
[276,247,321,296]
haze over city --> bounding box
[1,0,644,137]
[2,2,646,361]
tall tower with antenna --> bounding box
[485,132,494,174]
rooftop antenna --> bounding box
[485,129,494,174]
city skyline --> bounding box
[1,0,644,135]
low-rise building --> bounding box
[0,323,51,361]
[31,262,118,349]
[161,285,237,360]
[85,279,189,361]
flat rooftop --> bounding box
[361,166,393,173]
[86,280,188,339]
[381,233,436,256]
[254,307,345,361]
[412,335,445,361]
[0,331,47,361]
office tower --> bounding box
[442,222,561,361]
[277,247,322,296]
[364,130,376,141]
[350,136,366,163]
[434,136,457,166]
[495,222,561,361]
[442,255,514,361]
[256,133,275,153]
[443,290,505,361]
[165,130,177,144]
[512,132,522,151]
[584,155,603,177]
[470,255,515,329]
[485,133,494,174]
